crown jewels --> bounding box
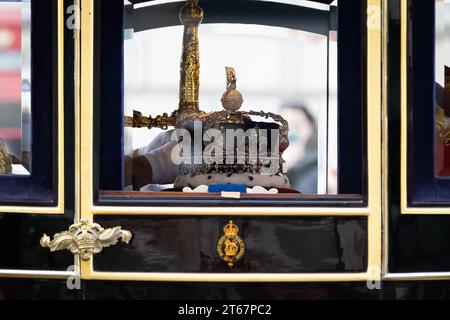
[125,0,291,190]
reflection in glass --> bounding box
[0,0,31,175]
[436,0,450,176]
[121,0,338,196]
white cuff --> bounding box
[144,142,179,185]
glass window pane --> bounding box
[100,0,364,202]
[0,0,31,176]
[121,0,338,196]
[435,0,450,176]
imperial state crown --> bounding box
[125,0,291,191]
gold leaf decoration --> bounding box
[217,221,245,268]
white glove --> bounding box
[137,130,174,156]
[135,130,179,185]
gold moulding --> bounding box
[40,219,132,261]
[217,221,245,268]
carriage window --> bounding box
[436,0,450,176]
[0,0,31,175]
[97,0,367,203]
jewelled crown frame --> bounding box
[124,0,290,177]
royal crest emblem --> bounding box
[217,221,245,268]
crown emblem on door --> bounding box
[40,219,132,261]
[217,221,245,268]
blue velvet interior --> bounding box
[208,184,248,193]
[96,0,367,197]
[0,0,57,205]
[409,0,450,205]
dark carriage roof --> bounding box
[128,0,334,3]
[125,0,337,35]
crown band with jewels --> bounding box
[124,0,290,189]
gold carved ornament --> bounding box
[216,221,245,268]
[40,219,132,261]
[436,105,450,146]
[0,138,12,175]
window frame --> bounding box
[401,0,450,213]
[0,0,65,214]
[94,0,369,208]
[79,0,382,282]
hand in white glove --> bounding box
[130,130,179,188]
[136,130,174,156]
[143,140,179,185]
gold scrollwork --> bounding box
[40,219,132,261]
[124,110,178,131]
[217,221,245,268]
[436,105,450,146]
